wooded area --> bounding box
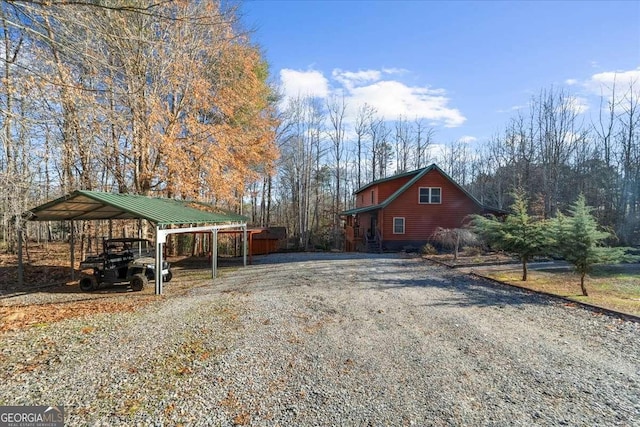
[272,85,639,249]
[1,1,638,254]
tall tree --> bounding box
[353,103,374,188]
[327,94,346,244]
[413,118,433,169]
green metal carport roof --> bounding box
[21,190,249,295]
[26,190,247,225]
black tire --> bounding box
[163,270,173,283]
[79,276,96,292]
[130,273,147,292]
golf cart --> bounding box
[78,238,172,292]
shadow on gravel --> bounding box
[250,252,402,266]
[367,274,552,310]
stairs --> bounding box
[365,235,382,253]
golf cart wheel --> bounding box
[130,274,147,292]
[79,276,97,292]
[163,270,173,283]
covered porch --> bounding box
[341,207,382,253]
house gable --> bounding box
[342,164,500,251]
[381,168,484,245]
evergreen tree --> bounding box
[470,190,551,281]
[553,195,627,296]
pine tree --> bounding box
[469,190,551,281]
[553,195,627,296]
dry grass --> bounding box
[425,251,516,266]
[0,296,160,333]
[0,243,240,332]
[482,267,640,316]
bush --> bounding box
[422,243,438,255]
[462,246,482,256]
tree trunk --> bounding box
[521,257,528,281]
[454,233,460,261]
[580,272,588,296]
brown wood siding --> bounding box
[356,212,372,237]
[376,176,413,203]
[251,239,279,255]
[355,176,414,208]
[356,186,379,208]
[382,169,483,241]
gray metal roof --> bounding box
[26,190,247,226]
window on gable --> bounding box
[419,187,442,204]
[371,190,375,204]
[393,217,405,234]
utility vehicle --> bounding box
[78,238,172,292]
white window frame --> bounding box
[419,187,442,204]
[393,217,405,234]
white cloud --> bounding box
[567,96,589,114]
[567,67,640,99]
[381,67,408,75]
[458,135,477,143]
[497,104,526,113]
[279,69,329,99]
[332,69,382,89]
[589,67,640,91]
[347,80,465,127]
[279,67,466,128]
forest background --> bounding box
[0,0,638,253]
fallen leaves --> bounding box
[0,297,157,333]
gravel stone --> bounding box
[1,252,638,426]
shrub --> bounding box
[462,246,482,256]
[422,243,438,255]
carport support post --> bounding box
[212,229,218,278]
[69,220,75,281]
[155,225,162,295]
[243,225,247,267]
[17,227,23,287]
[137,219,143,257]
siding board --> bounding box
[382,169,482,242]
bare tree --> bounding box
[326,94,347,247]
[394,115,410,173]
[354,103,374,188]
[413,118,434,169]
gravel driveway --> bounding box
[1,252,639,426]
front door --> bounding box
[369,214,377,238]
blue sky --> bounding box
[242,1,640,147]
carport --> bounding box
[21,190,249,295]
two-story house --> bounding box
[342,163,502,252]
